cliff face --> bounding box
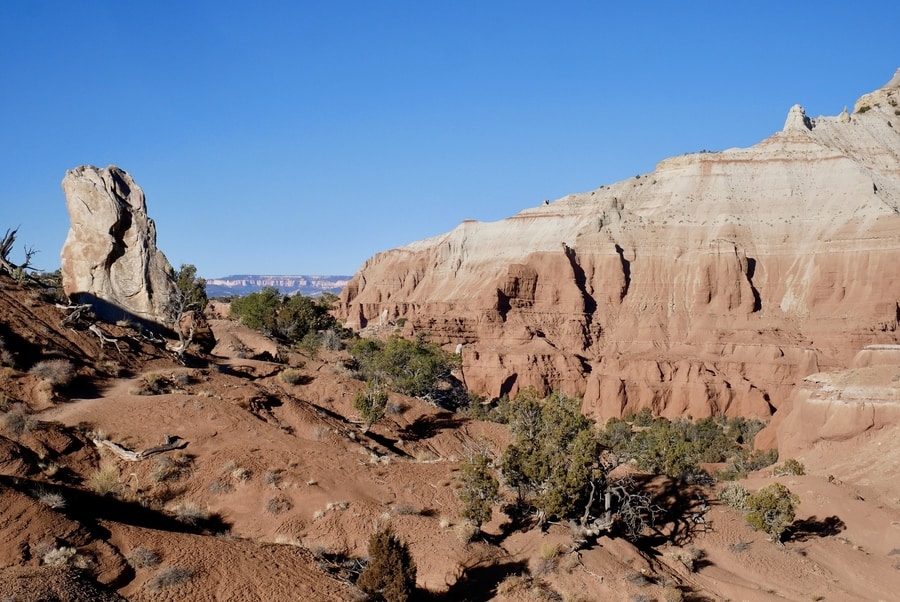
[339,70,900,419]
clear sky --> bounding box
[1,1,898,279]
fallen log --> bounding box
[91,434,187,461]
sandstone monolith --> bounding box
[60,165,176,326]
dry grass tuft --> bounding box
[127,547,161,569]
[29,359,75,388]
[146,566,195,591]
[3,403,37,437]
[454,521,479,544]
[279,368,304,385]
[35,487,67,510]
[266,494,294,515]
[87,463,120,496]
[150,452,194,483]
[171,502,209,526]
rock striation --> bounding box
[762,345,900,504]
[339,69,900,420]
[60,165,177,326]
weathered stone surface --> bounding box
[60,165,176,326]
[766,345,900,470]
[339,70,900,419]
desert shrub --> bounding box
[35,487,67,510]
[133,372,170,395]
[662,585,685,602]
[266,494,294,515]
[29,359,75,388]
[230,287,281,333]
[744,482,799,542]
[171,371,191,388]
[354,381,388,428]
[279,368,304,385]
[391,503,418,516]
[230,288,340,344]
[631,407,654,427]
[718,482,749,510]
[458,392,512,423]
[207,479,233,494]
[457,453,499,527]
[3,403,37,437]
[172,502,208,526]
[263,468,282,486]
[773,458,805,476]
[321,327,343,351]
[87,463,120,496]
[501,389,604,521]
[173,264,208,314]
[357,528,417,602]
[349,334,461,402]
[601,413,772,480]
[454,521,479,543]
[146,566,195,591]
[150,453,194,483]
[535,542,561,575]
[717,448,779,480]
[0,336,14,367]
[297,331,322,357]
[386,400,408,415]
[128,547,161,569]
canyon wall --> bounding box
[339,70,900,419]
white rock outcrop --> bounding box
[60,165,176,326]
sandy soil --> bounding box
[1,279,899,601]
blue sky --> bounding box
[1,1,898,279]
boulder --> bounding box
[60,165,176,326]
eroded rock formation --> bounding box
[339,69,900,419]
[60,165,176,326]
[759,345,900,504]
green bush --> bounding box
[744,482,799,542]
[773,458,805,476]
[717,448,779,481]
[173,264,208,314]
[229,287,281,333]
[457,454,499,527]
[349,334,460,401]
[357,528,417,602]
[354,381,388,428]
[229,288,342,345]
[501,389,604,521]
[600,414,772,480]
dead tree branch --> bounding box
[1,227,38,278]
[91,434,187,462]
[57,303,93,325]
[88,324,123,354]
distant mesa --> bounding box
[205,275,351,298]
[60,165,176,327]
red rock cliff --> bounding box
[339,70,900,420]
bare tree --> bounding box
[0,227,37,278]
